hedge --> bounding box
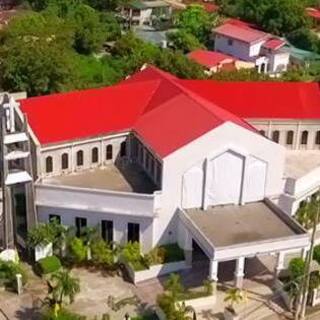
[37,255,61,275]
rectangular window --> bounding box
[49,214,61,224]
[127,223,140,243]
[101,220,113,243]
[75,217,87,237]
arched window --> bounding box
[259,130,265,136]
[301,131,308,145]
[106,144,113,160]
[46,156,53,173]
[120,141,126,157]
[61,153,69,170]
[272,130,280,143]
[315,131,320,145]
[92,147,99,163]
[77,150,83,166]
[286,131,294,145]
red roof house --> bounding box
[187,50,235,71]
[214,23,269,44]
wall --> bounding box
[155,122,285,245]
[249,119,320,150]
[214,34,264,61]
[268,52,290,74]
[39,133,129,177]
[37,204,155,253]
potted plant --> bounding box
[224,288,246,320]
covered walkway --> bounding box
[178,201,309,288]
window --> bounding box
[101,220,113,243]
[61,153,69,170]
[106,144,113,160]
[127,223,140,243]
[75,217,87,237]
[92,147,99,163]
[315,131,320,145]
[286,131,294,145]
[272,130,280,143]
[76,150,83,166]
[259,130,265,136]
[46,156,53,173]
[49,214,61,224]
[301,131,308,145]
[120,141,126,157]
[228,38,233,46]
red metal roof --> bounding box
[179,80,320,119]
[20,66,254,157]
[214,23,269,43]
[20,66,320,158]
[306,7,320,20]
[188,50,234,69]
[202,3,218,13]
[263,38,286,51]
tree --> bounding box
[85,0,125,11]
[164,273,184,300]
[155,49,205,79]
[287,28,320,53]
[0,13,77,96]
[223,0,309,35]
[175,5,220,43]
[167,30,204,53]
[174,302,196,320]
[224,288,246,313]
[48,269,80,315]
[68,4,108,54]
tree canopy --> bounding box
[0,13,78,96]
[167,30,204,53]
[175,5,220,44]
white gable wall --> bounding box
[153,122,285,245]
[214,34,265,61]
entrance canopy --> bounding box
[179,201,309,261]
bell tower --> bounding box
[0,93,37,249]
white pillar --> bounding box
[274,251,285,279]
[301,247,308,260]
[234,257,245,288]
[209,259,218,282]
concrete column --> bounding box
[301,247,308,260]
[274,251,285,279]
[209,259,218,282]
[234,257,245,288]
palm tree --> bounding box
[175,302,196,320]
[50,269,80,307]
[164,273,184,301]
[224,288,246,313]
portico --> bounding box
[178,201,310,288]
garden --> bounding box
[0,219,192,320]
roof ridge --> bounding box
[170,77,256,131]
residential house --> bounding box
[213,21,290,74]
[187,49,255,74]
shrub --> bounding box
[314,245,320,264]
[41,307,86,320]
[37,256,62,275]
[203,279,213,295]
[68,238,87,264]
[288,257,305,281]
[121,242,147,271]
[0,260,27,289]
[145,243,185,266]
[91,239,114,268]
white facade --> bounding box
[214,33,290,74]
